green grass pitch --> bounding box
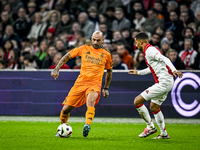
[0,121,200,150]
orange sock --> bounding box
[85,107,95,125]
[60,111,70,124]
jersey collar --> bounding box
[143,43,151,56]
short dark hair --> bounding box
[99,23,107,27]
[112,52,121,58]
[135,10,144,16]
[106,6,115,12]
[62,11,69,16]
[169,10,177,15]
[155,24,165,31]
[154,1,163,5]
[135,32,149,40]
[148,8,158,14]
[152,33,161,39]
[48,45,57,50]
[99,13,108,19]
[75,30,85,37]
[132,29,140,33]
[55,39,65,45]
[182,26,194,36]
[117,42,125,47]
[120,27,130,33]
[133,0,143,5]
[24,54,34,62]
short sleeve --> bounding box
[105,53,113,69]
[69,45,84,58]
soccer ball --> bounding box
[57,123,73,138]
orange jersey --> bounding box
[69,44,113,86]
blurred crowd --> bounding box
[0,0,200,70]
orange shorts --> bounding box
[62,83,101,108]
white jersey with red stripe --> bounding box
[138,43,177,83]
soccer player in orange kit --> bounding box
[51,31,113,137]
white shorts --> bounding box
[141,80,174,105]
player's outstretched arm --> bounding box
[51,52,72,80]
[156,55,183,78]
[128,70,138,75]
[173,70,183,78]
[102,69,112,98]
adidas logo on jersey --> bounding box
[86,51,90,54]
[146,90,149,94]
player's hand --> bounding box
[51,69,59,80]
[128,70,138,75]
[102,88,109,98]
[173,70,183,78]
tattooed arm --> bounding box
[51,52,72,80]
[102,69,113,98]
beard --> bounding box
[92,44,101,49]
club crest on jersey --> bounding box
[100,53,104,58]
[86,51,90,54]
[146,90,149,94]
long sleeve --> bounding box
[161,56,177,72]
[138,67,151,75]
[153,52,177,72]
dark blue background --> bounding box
[0,70,199,118]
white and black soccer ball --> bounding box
[57,123,72,138]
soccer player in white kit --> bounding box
[129,32,183,139]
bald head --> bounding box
[91,31,104,49]
[92,31,103,38]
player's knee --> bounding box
[62,109,68,114]
[150,102,160,112]
[150,105,159,112]
[87,92,98,107]
[86,99,95,107]
[134,96,140,106]
[134,95,145,107]
[62,105,73,114]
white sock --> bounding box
[136,104,154,129]
[153,109,167,136]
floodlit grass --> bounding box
[0,121,200,150]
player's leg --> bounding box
[60,104,74,124]
[55,105,74,137]
[61,84,86,124]
[56,84,87,137]
[83,91,99,137]
[150,101,170,139]
[134,94,157,138]
[85,92,98,124]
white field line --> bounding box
[0,116,200,124]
